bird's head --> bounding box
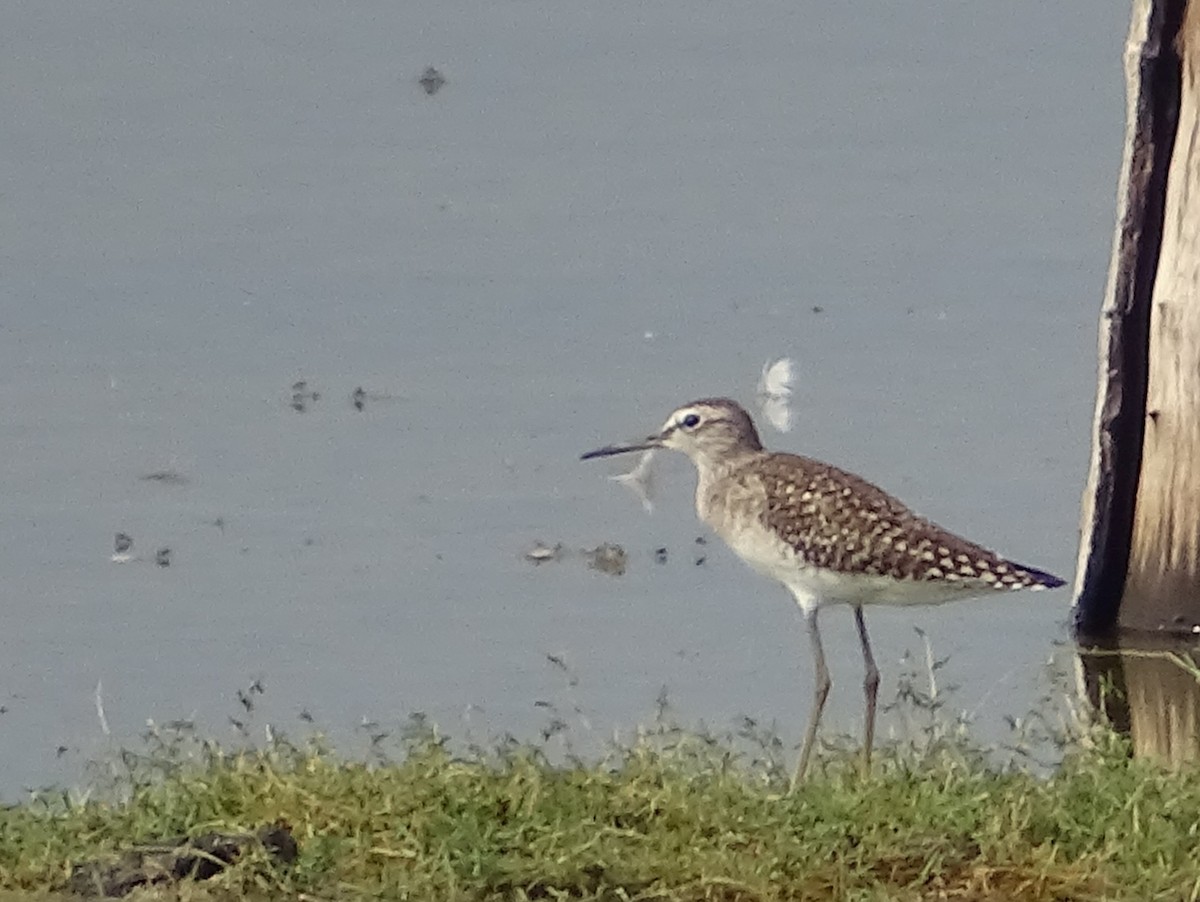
[581,398,763,469]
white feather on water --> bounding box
[756,357,795,433]
[610,449,656,514]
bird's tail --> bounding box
[1011,561,1067,590]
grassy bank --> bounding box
[0,710,1198,902]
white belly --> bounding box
[717,522,992,613]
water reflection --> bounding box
[1077,635,1200,767]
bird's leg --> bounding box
[853,604,880,776]
[791,606,831,791]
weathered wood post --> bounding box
[1074,0,1200,767]
[1075,0,1198,636]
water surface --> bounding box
[0,1,1124,794]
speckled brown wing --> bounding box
[748,453,1061,589]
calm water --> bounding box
[0,2,1125,795]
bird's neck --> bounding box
[692,447,765,485]
[691,448,766,530]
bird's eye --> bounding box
[681,413,701,429]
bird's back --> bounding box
[697,450,1063,607]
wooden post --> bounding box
[1074,0,1190,635]
[1123,1,1200,623]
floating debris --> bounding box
[545,652,577,683]
[112,533,134,564]
[95,680,110,736]
[418,66,446,96]
[584,543,627,576]
[654,547,668,564]
[139,470,189,486]
[694,536,707,567]
[610,449,657,513]
[155,548,171,568]
[236,679,264,713]
[756,357,795,434]
[290,380,320,413]
[350,387,402,410]
[524,542,564,565]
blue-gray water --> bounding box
[0,2,1123,795]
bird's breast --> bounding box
[698,471,776,549]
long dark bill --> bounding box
[580,437,661,461]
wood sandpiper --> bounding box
[582,397,1064,787]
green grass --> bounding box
[2,703,1200,902]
